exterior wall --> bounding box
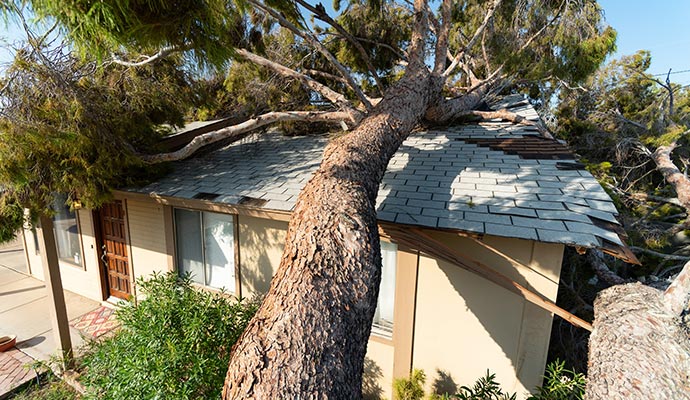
[21,195,565,399]
[412,232,563,398]
[237,215,288,297]
[122,198,171,284]
[24,209,105,301]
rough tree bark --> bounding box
[652,141,690,212]
[586,263,690,399]
[220,1,488,397]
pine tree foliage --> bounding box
[0,43,195,231]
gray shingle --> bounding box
[485,224,538,240]
[537,230,599,246]
[511,216,566,231]
[395,213,439,227]
[489,206,537,218]
[438,218,484,233]
[465,212,511,225]
[536,209,591,223]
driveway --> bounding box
[0,238,101,396]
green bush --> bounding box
[452,371,516,400]
[80,272,258,400]
[527,360,585,400]
[393,369,426,400]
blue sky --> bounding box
[598,0,690,85]
[2,2,689,84]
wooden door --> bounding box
[98,201,131,299]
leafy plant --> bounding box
[393,369,426,400]
[79,272,258,400]
[527,360,586,400]
[453,371,516,400]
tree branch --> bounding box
[630,246,690,261]
[235,48,361,121]
[652,138,690,212]
[139,111,350,164]
[432,0,452,76]
[443,0,503,77]
[587,249,627,286]
[294,0,384,97]
[109,45,182,67]
[663,260,690,315]
[247,0,372,110]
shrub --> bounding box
[393,369,426,400]
[453,371,516,400]
[527,360,585,400]
[80,272,258,400]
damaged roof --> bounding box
[131,96,634,261]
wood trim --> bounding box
[234,215,242,298]
[162,205,175,272]
[121,199,137,299]
[91,209,110,301]
[19,228,32,275]
[392,249,419,379]
[114,190,292,222]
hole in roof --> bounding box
[193,192,220,200]
[238,196,268,208]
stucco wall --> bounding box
[237,215,288,297]
[412,232,563,398]
[24,209,104,301]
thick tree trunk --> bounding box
[222,66,442,398]
[586,280,690,399]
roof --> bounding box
[131,97,633,259]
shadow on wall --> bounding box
[431,368,458,396]
[363,357,384,400]
[237,217,288,296]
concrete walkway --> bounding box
[0,239,101,396]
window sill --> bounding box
[369,327,394,345]
[58,259,85,271]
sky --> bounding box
[1,1,690,85]
[598,0,690,85]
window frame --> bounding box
[371,240,398,340]
[51,195,86,270]
[172,207,240,294]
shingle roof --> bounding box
[131,97,632,258]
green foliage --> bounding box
[452,371,516,400]
[0,194,26,243]
[393,369,426,400]
[79,272,258,400]
[8,374,78,400]
[0,45,193,217]
[527,360,585,400]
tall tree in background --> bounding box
[0,0,621,398]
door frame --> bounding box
[93,199,134,301]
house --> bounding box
[20,96,634,398]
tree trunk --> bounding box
[221,65,443,397]
[586,281,690,399]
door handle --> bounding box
[101,244,108,263]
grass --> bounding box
[8,374,79,400]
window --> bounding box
[51,194,83,266]
[372,241,397,338]
[174,209,236,292]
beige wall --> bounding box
[237,215,288,298]
[24,209,105,301]
[123,198,171,284]
[412,232,563,399]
